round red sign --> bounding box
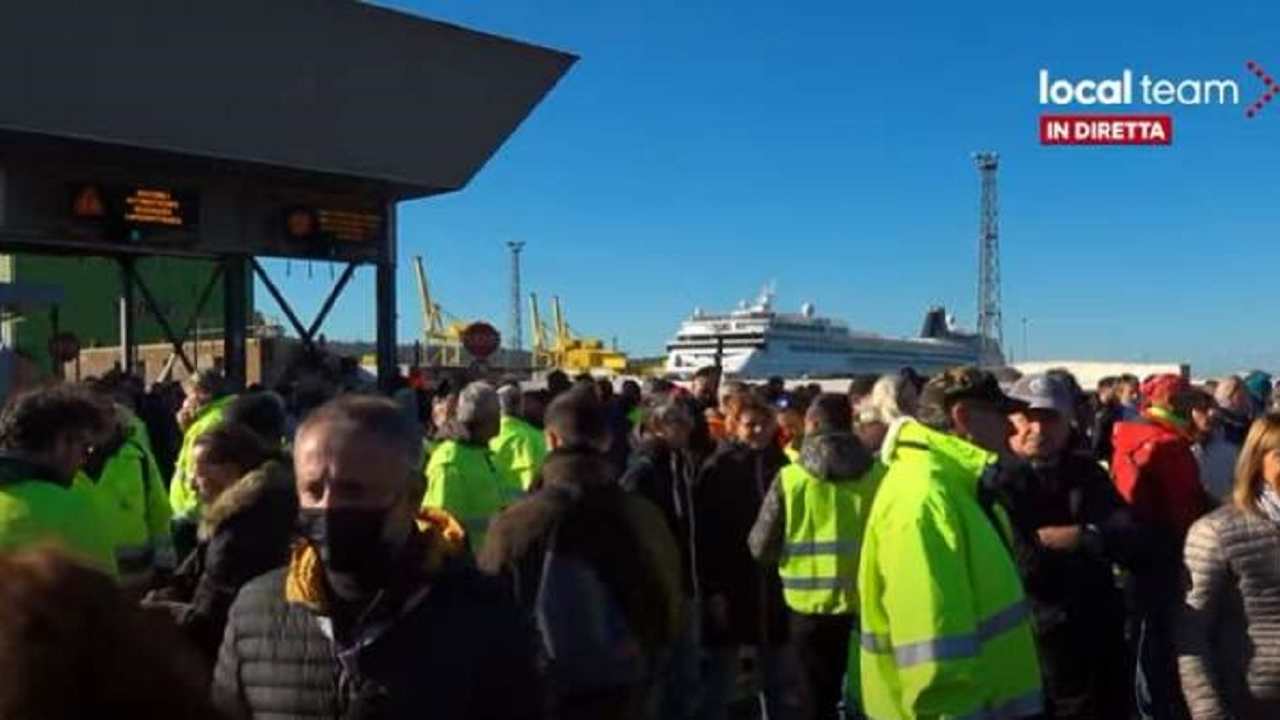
[460,322,501,360]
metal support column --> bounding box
[223,255,249,391]
[376,201,398,390]
[118,257,136,376]
[49,305,62,380]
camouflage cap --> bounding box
[917,365,1029,428]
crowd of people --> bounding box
[0,359,1278,719]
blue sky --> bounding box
[253,1,1279,376]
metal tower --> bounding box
[507,241,526,353]
[973,151,1003,362]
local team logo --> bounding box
[1037,65,1249,145]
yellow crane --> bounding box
[529,293,628,374]
[412,255,467,366]
[529,292,556,369]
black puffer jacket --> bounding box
[212,533,544,720]
[148,459,296,661]
[695,440,791,647]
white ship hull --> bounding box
[666,339,980,379]
[664,290,999,379]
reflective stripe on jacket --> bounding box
[169,396,235,518]
[82,438,175,583]
[857,419,1043,720]
[778,460,882,615]
[424,440,504,553]
[489,415,547,496]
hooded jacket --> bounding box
[479,448,682,715]
[1112,407,1211,603]
[147,459,297,661]
[212,508,545,720]
[80,414,175,587]
[858,419,1043,720]
[696,440,791,646]
[747,432,873,569]
[1113,407,1208,533]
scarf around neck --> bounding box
[1257,485,1280,525]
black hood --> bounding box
[798,432,873,482]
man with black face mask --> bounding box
[212,395,545,720]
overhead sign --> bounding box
[122,188,189,227]
[70,183,199,233]
[284,205,384,244]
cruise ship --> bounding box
[664,287,1002,379]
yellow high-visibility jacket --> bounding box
[489,415,547,497]
[857,419,1043,720]
[423,440,504,553]
[169,395,235,518]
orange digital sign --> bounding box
[123,188,185,226]
[70,183,198,232]
[284,206,383,243]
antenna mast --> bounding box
[973,151,1003,363]
[507,241,526,357]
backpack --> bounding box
[533,520,646,695]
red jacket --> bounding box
[1111,409,1209,540]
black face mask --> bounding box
[297,507,400,598]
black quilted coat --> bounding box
[211,536,545,720]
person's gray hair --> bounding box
[496,383,523,417]
[857,374,918,425]
[457,381,500,430]
[1215,375,1243,409]
[297,394,426,475]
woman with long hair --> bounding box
[1179,412,1280,719]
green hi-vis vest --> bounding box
[778,460,883,615]
[857,419,1043,720]
[169,395,236,518]
[489,415,548,497]
[0,459,118,578]
[423,440,504,553]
